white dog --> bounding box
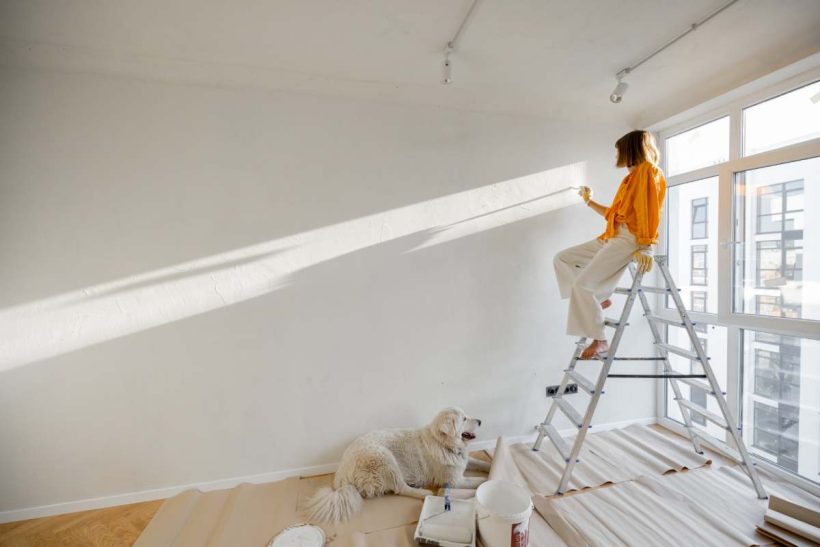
[304,407,489,523]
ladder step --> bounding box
[676,376,724,395]
[615,286,680,295]
[640,286,678,294]
[536,424,572,461]
[644,314,692,328]
[656,343,706,361]
[608,374,707,379]
[565,369,597,394]
[590,355,665,361]
[676,399,729,429]
[554,398,586,429]
[604,318,627,328]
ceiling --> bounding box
[1,0,819,125]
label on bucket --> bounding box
[511,519,529,547]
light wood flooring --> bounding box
[0,499,164,547]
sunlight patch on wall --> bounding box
[0,162,585,371]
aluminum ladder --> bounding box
[532,255,767,499]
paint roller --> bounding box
[415,485,475,546]
[417,523,473,544]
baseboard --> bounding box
[0,461,337,524]
[0,415,656,524]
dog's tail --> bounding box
[303,483,363,523]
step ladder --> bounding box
[532,255,767,499]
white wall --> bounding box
[0,67,655,517]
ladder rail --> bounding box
[629,263,704,455]
[656,257,767,499]
[555,267,643,494]
[533,338,586,451]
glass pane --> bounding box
[744,80,820,156]
[666,323,728,440]
[742,330,820,482]
[691,291,707,312]
[666,117,730,176]
[666,177,718,313]
[734,157,818,321]
[692,247,706,268]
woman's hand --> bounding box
[579,186,608,217]
[633,248,654,273]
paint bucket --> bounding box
[475,480,532,547]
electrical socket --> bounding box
[546,383,578,397]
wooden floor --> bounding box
[0,451,493,547]
[0,499,164,547]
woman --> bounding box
[554,130,666,359]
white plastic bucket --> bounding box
[475,480,533,547]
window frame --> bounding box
[651,62,820,495]
[655,67,820,336]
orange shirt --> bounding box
[598,161,666,246]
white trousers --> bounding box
[554,225,639,340]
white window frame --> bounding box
[651,63,820,495]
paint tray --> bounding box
[414,495,476,547]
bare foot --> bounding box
[581,339,609,359]
[601,299,612,310]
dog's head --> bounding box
[431,407,482,451]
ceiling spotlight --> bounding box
[442,43,453,85]
[440,0,480,85]
[607,0,741,105]
[610,69,630,104]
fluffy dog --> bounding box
[304,407,489,523]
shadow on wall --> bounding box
[0,161,586,371]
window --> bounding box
[755,181,803,235]
[691,245,707,286]
[665,177,718,313]
[691,198,708,239]
[751,333,801,405]
[755,294,801,319]
[756,240,803,287]
[743,330,817,482]
[744,80,820,156]
[660,71,820,486]
[691,291,706,313]
[752,402,799,473]
[666,324,729,440]
[735,157,816,321]
[689,337,708,426]
[690,388,708,425]
[666,116,730,176]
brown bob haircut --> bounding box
[615,130,659,168]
